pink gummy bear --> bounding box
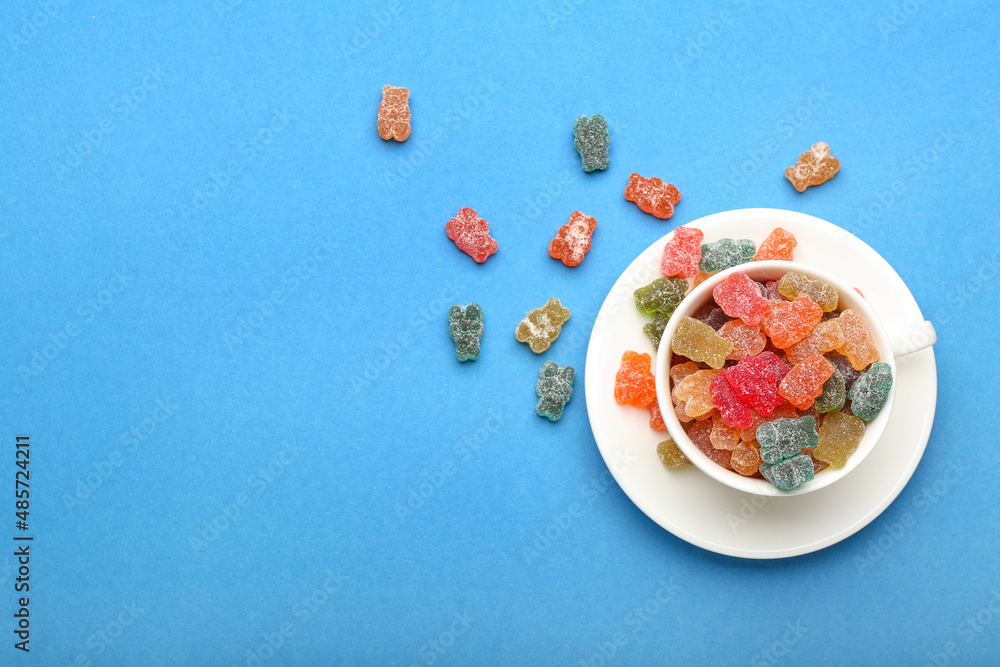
[660,226,704,278]
[446,207,498,263]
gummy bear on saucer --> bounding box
[624,174,681,220]
[635,277,688,317]
[536,360,575,421]
[657,438,691,468]
[643,313,670,351]
[753,228,797,261]
[549,211,597,267]
[515,298,571,353]
[699,238,755,273]
[573,114,611,172]
[447,303,484,362]
[660,226,704,278]
[446,207,498,263]
[614,350,656,407]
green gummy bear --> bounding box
[643,312,670,351]
[848,362,893,421]
[757,416,819,464]
[573,114,610,172]
[814,368,846,413]
[448,303,484,362]
[759,454,815,491]
[634,277,688,316]
[699,238,756,273]
[536,360,575,421]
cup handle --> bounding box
[889,320,937,358]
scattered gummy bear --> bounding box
[778,355,836,410]
[657,438,691,469]
[661,226,704,278]
[813,368,846,414]
[835,309,880,370]
[785,142,840,192]
[699,238,755,273]
[624,173,682,220]
[759,454,815,490]
[848,362,893,421]
[614,350,657,407]
[447,303,484,362]
[635,276,688,317]
[814,411,865,468]
[671,317,733,369]
[757,416,819,465]
[446,207,498,263]
[643,313,670,351]
[536,360,575,421]
[515,297,571,353]
[753,228,797,261]
[713,272,773,326]
[778,271,839,312]
[549,211,597,267]
[573,114,611,172]
[377,85,411,142]
[761,293,823,349]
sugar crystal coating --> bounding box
[377,85,411,141]
[710,415,742,450]
[446,207,498,263]
[657,438,691,468]
[536,360,575,421]
[778,271,839,312]
[573,114,611,172]
[753,227,797,261]
[614,350,656,407]
[661,226,704,278]
[778,355,836,410]
[699,238,756,273]
[813,411,865,468]
[814,368,846,413]
[785,142,840,192]
[624,173,681,219]
[741,403,798,445]
[671,317,733,369]
[827,352,862,391]
[635,277,688,316]
[848,362,893,421]
[688,419,733,469]
[694,304,731,330]
[713,271,773,326]
[643,313,670,351]
[731,440,762,476]
[549,211,597,267]
[761,294,823,349]
[648,399,668,431]
[710,371,753,429]
[835,309,880,370]
[675,369,721,418]
[784,320,845,366]
[757,416,819,465]
[718,320,767,360]
[448,303,484,362]
[724,353,786,416]
[515,297,571,353]
[759,454,815,490]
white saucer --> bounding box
[584,208,938,559]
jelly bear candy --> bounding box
[731,440,762,476]
[710,415,741,450]
[713,272,773,326]
[759,454,815,490]
[827,352,862,391]
[813,411,865,468]
[761,294,823,349]
[699,238,755,273]
[657,438,691,468]
[660,226,704,278]
[694,304,730,330]
[764,280,785,302]
[548,211,597,267]
[635,277,688,317]
[536,360,575,421]
[648,399,667,431]
[835,309,880,370]
[377,85,411,142]
[643,313,670,351]
[777,271,839,312]
[688,419,733,469]
[624,173,681,220]
[785,142,840,192]
[718,320,767,360]
[753,228,797,261]
[515,297,571,353]
[779,355,835,410]
[675,369,721,418]
[572,114,611,172]
[614,350,656,407]
[848,362,893,421]
[813,368,846,413]
[757,416,819,465]
[669,360,700,388]
[448,303,484,362]
[710,370,753,429]
[671,317,733,369]
[446,207,498,263]
[741,402,798,445]
[724,352,787,416]
[784,320,844,366]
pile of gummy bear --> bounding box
[613,227,894,491]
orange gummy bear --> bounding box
[614,350,657,407]
[753,227,798,261]
[624,173,681,220]
[731,440,762,476]
[377,85,411,142]
[548,211,597,267]
[761,294,823,349]
[689,419,733,469]
[674,370,722,418]
[779,355,836,410]
[648,399,668,431]
[785,142,840,192]
[710,415,742,450]
[784,320,845,366]
[718,320,767,361]
[835,309,880,370]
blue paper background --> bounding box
[2,0,999,664]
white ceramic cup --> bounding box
[655,260,936,496]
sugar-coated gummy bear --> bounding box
[813,411,865,468]
[635,277,688,317]
[448,303,484,362]
[835,309,880,371]
[548,211,597,267]
[757,416,819,464]
[671,317,733,369]
[814,368,846,414]
[694,304,730,330]
[710,414,742,450]
[377,85,411,142]
[688,419,733,469]
[643,313,670,351]
[784,320,845,366]
[515,297,571,353]
[718,320,767,360]
[848,362,893,421]
[614,350,657,407]
[777,272,839,312]
[753,228,797,261]
[759,454,815,490]
[661,226,704,278]
[573,114,611,172]
[779,355,836,410]
[827,352,862,391]
[446,207,498,263]
[699,238,756,273]
[710,370,754,429]
[670,361,700,391]
[657,438,691,468]
[731,440,762,476]
[624,173,681,220]
[785,142,840,192]
[536,360,575,421]
[648,399,667,431]
[764,280,785,302]
[713,272,773,326]
[675,369,721,418]
[724,353,786,416]
[761,293,823,349]
[741,402,798,445]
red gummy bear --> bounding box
[660,226,704,278]
[624,173,682,220]
[710,370,754,429]
[548,211,597,267]
[446,207,498,263]
[712,272,773,326]
[724,352,787,416]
